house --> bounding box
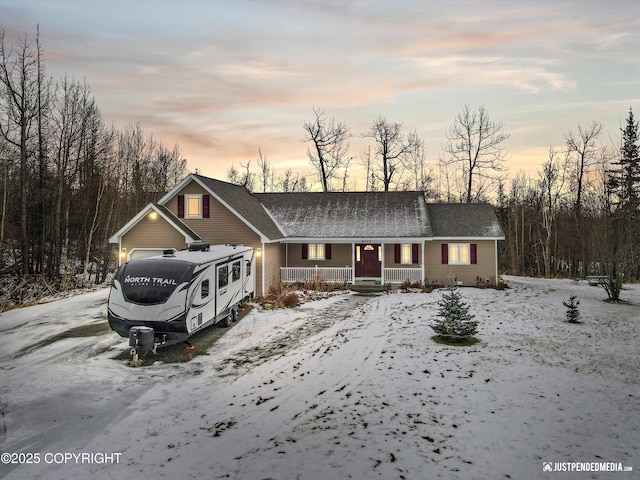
[109,173,505,296]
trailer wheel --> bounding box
[219,315,231,328]
[230,309,238,323]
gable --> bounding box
[165,183,263,246]
[109,203,201,244]
[159,174,284,241]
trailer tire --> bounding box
[219,315,231,328]
[230,309,238,323]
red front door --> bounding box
[355,244,381,277]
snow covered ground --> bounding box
[0,277,638,479]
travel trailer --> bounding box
[108,243,255,353]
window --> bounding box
[246,260,251,276]
[185,194,202,218]
[395,243,418,264]
[232,261,241,282]
[445,243,477,265]
[201,279,209,298]
[449,244,470,265]
[218,265,229,288]
[400,244,412,264]
[177,194,210,219]
[308,243,325,260]
[302,243,331,260]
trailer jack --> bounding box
[128,327,165,367]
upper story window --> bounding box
[185,194,202,219]
[177,194,210,219]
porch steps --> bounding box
[349,283,389,294]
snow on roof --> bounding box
[256,191,432,238]
[427,203,505,238]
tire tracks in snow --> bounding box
[215,293,378,376]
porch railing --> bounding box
[281,266,423,285]
[383,267,423,284]
[280,266,353,284]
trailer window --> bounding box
[232,261,241,282]
[201,279,209,298]
[218,265,229,288]
[117,259,195,305]
[246,260,251,276]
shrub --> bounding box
[282,292,300,308]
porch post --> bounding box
[381,242,385,284]
[421,241,425,284]
[351,242,356,284]
[495,239,498,282]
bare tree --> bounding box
[565,121,603,215]
[279,168,311,192]
[364,116,421,192]
[302,107,351,192]
[403,130,434,194]
[0,29,44,273]
[227,161,255,191]
[441,104,510,203]
[537,147,569,276]
[256,148,272,193]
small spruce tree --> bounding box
[431,285,478,343]
[562,295,581,323]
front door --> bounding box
[355,244,381,277]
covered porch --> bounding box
[279,241,426,285]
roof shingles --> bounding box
[255,192,431,238]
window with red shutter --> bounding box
[470,243,477,264]
[177,195,184,218]
[203,195,210,218]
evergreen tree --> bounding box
[562,295,581,323]
[431,285,478,342]
[608,107,640,205]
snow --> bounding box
[0,277,638,479]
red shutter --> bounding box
[470,243,477,264]
[394,244,401,263]
[441,243,448,264]
[202,195,210,218]
[177,195,184,218]
[301,243,308,260]
[325,244,332,260]
[412,244,419,264]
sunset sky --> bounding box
[3,0,639,189]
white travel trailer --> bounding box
[108,243,255,352]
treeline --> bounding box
[0,29,186,291]
[231,107,639,299]
[2,28,638,303]
[497,112,639,299]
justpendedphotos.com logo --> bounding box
[543,461,633,473]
